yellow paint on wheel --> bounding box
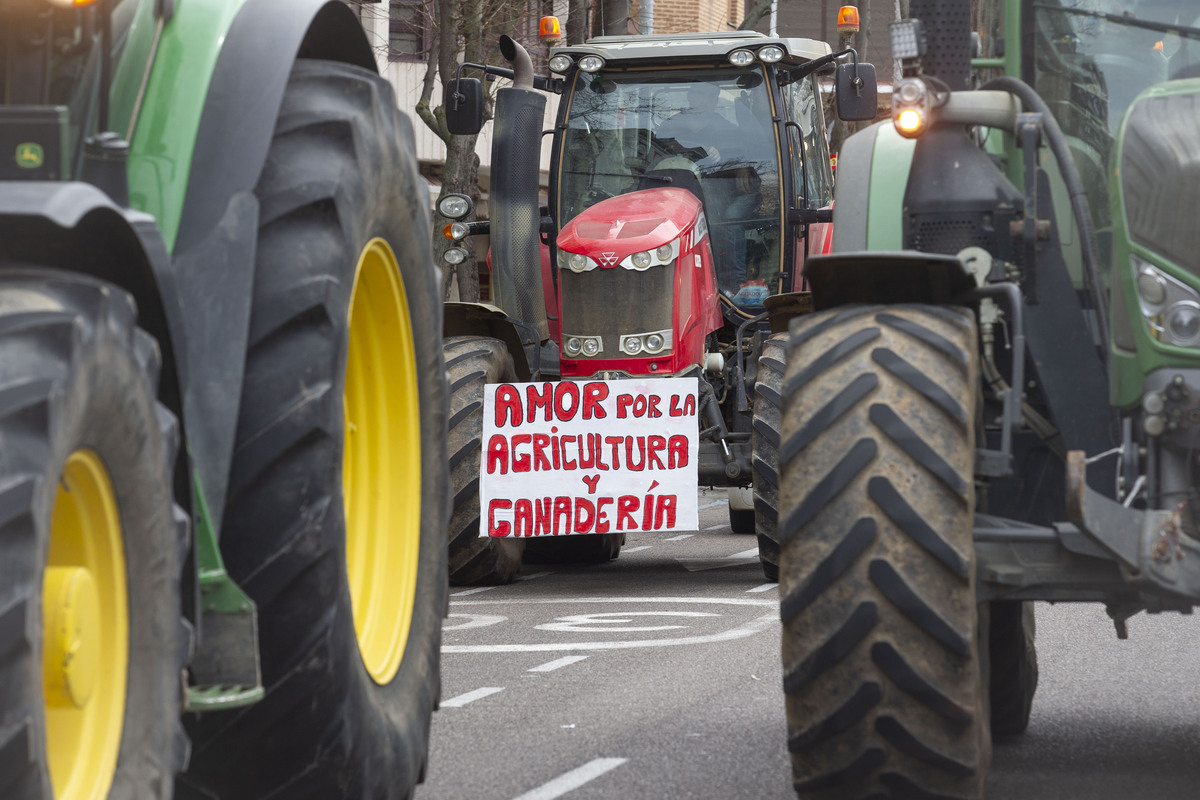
[44,450,128,800]
[344,237,421,685]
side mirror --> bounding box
[835,62,878,121]
[445,77,484,135]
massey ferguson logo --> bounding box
[599,251,619,267]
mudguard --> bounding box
[133,0,377,535]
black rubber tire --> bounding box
[988,601,1038,738]
[728,503,755,534]
[445,335,526,584]
[778,304,989,799]
[180,60,448,800]
[751,332,787,580]
[523,531,624,564]
[0,269,188,799]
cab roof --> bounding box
[551,31,831,66]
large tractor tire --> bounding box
[751,332,787,580]
[778,304,989,799]
[444,335,525,584]
[523,532,624,565]
[180,60,448,800]
[987,601,1038,737]
[0,270,188,800]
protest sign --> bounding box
[480,378,699,537]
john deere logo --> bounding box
[15,142,43,169]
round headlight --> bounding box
[443,247,468,265]
[625,337,643,355]
[758,45,784,63]
[897,109,923,134]
[897,80,925,104]
[1166,301,1200,346]
[548,54,574,74]
[645,333,665,353]
[568,253,590,272]
[655,244,674,261]
[449,221,471,240]
[578,55,604,73]
[1137,269,1167,307]
[631,251,652,269]
[565,337,583,356]
[582,338,600,356]
[438,193,472,219]
[728,49,755,67]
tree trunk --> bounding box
[567,0,589,43]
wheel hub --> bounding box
[42,566,101,709]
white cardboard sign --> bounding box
[480,378,699,537]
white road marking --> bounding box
[747,583,777,593]
[528,655,589,673]
[676,550,759,571]
[537,611,720,633]
[698,500,727,510]
[511,758,627,800]
[703,524,729,530]
[444,595,778,653]
[519,571,553,581]
[730,548,759,558]
[441,687,504,707]
[663,534,693,541]
[443,613,508,631]
[622,545,653,553]
[451,586,497,597]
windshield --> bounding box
[557,67,783,307]
[1032,0,1200,229]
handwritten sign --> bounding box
[480,378,699,537]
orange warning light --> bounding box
[540,16,562,44]
[837,6,861,34]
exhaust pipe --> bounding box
[489,36,549,342]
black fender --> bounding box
[168,0,377,534]
[0,181,185,435]
[804,250,976,311]
[444,302,538,381]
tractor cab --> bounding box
[551,34,846,317]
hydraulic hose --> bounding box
[981,76,1110,367]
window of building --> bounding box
[389,0,430,60]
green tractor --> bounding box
[0,1,448,798]
[776,0,1200,796]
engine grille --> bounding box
[559,265,675,356]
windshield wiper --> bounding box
[1033,3,1200,40]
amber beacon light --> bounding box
[837,6,861,34]
[540,16,562,44]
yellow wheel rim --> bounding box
[344,237,422,685]
[44,449,128,800]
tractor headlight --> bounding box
[892,77,929,139]
[757,45,784,64]
[549,55,574,74]
[578,55,605,73]
[581,337,601,356]
[564,337,583,356]
[619,330,672,356]
[1135,256,1200,348]
[728,49,755,67]
[620,239,677,270]
[1166,302,1200,347]
[443,247,468,265]
[438,193,473,219]
[558,249,598,273]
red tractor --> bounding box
[441,24,876,584]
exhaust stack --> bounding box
[489,35,549,342]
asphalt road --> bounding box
[416,488,1200,800]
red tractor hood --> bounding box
[558,188,701,264]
